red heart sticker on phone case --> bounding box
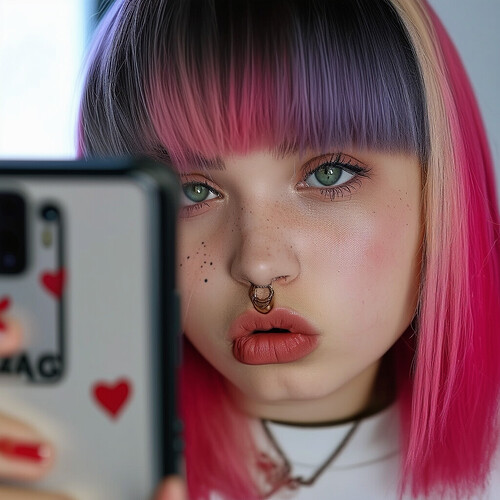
[92,378,132,419]
[40,269,66,298]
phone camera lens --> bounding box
[0,194,26,274]
[0,230,20,272]
[2,253,17,269]
[40,204,60,221]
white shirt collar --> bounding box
[262,402,400,478]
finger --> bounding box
[0,412,55,482]
[0,314,24,357]
[0,485,71,500]
[153,476,187,500]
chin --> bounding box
[234,366,342,403]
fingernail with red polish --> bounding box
[0,296,10,332]
[0,297,11,312]
[0,438,51,463]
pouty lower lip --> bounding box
[229,309,320,365]
[233,332,318,364]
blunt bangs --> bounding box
[80,0,429,168]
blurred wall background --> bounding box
[429,0,500,188]
[0,0,498,192]
[0,0,91,159]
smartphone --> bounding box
[0,157,181,499]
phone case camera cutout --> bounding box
[0,193,65,383]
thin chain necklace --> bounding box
[259,418,361,497]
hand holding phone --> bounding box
[0,158,181,499]
[0,317,185,499]
[0,315,68,499]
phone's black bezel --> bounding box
[0,156,181,479]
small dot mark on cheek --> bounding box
[204,279,208,283]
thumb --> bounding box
[154,476,187,500]
[0,300,24,357]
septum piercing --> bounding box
[249,283,275,314]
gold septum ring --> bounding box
[249,284,274,314]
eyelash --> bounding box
[301,153,371,201]
[180,152,371,214]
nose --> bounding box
[229,203,300,287]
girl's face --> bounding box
[178,149,422,422]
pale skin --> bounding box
[179,149,422,422]
[0,149,422,498]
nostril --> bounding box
[272,276,289,283]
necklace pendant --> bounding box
[286,477,301,490]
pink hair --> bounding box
[397,2,500,497]
[180,339,259,499]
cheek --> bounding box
[178,237,218,319]
[305,200,421,338]
[177,224,236,351]
[360,214,420,327]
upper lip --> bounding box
[228,307,321,340]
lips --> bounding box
[229,308,320,365]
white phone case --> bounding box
[0,158,181,499]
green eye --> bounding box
[183,183,211,203]
[314,164,342,186]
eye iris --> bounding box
[184,184,209,202]
[314,165,341,186]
